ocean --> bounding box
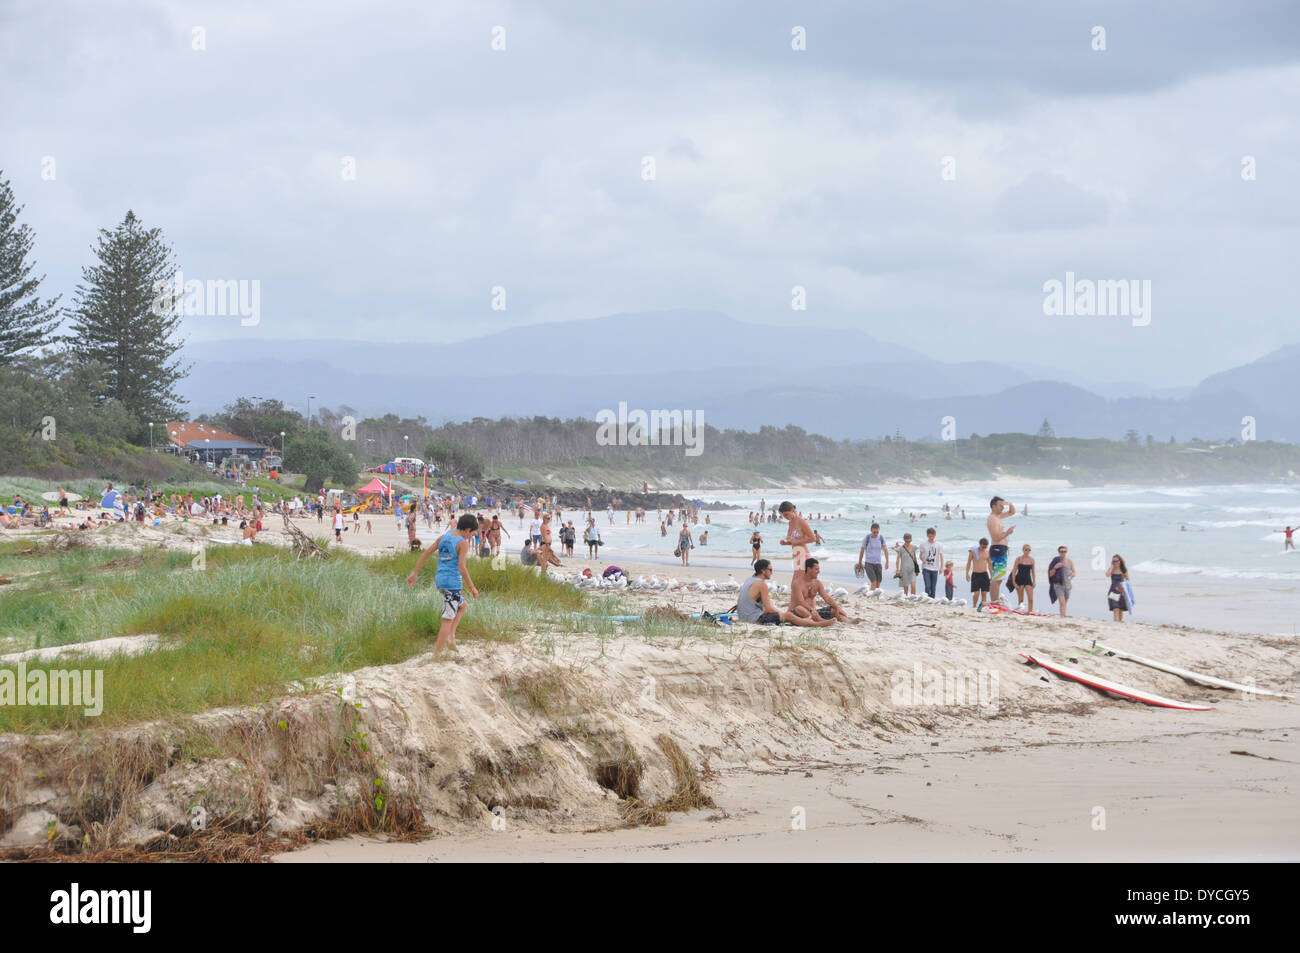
[583,483,1300,633]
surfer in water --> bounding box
[987,496,1016,605]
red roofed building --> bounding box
[166,422,270,461]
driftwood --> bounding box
[283,516,330,559]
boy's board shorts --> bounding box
[438,588,466,620]
[970,571,990,593]
[865,562,883,584]
[989,545,1009,580]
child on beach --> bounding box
[943,561,955,600]
[966,538,991,609]
[406,514,480,656]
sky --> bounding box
[2,0,1298,388]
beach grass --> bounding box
[0,544,588,733]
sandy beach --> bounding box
[4,500,1298,863]
[268,567,1299,862]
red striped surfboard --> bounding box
[1021,653,1213,711]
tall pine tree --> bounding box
[0,171,62,363]
[67,210,189,432]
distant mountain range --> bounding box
[179,310,1300,442]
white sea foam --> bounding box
[1130,559,1297,581]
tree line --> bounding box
[0,171,187,475]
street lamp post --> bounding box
[307,396,316,429]
[149,422,153,452]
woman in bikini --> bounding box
[489,514,508,555]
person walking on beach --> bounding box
[406,508,420,550]
[1011,544,1036,612]
[1046,546,1075,616]
[750,528,763,565]
[585,518,601,558]
[489,514,508,556]
[407,514,479,656]
[918,528,944,599]
[736,559,833,627]
[856,523,889,590]
[895,533,920,595]
[1106,554,1131,621]
[967,538,992,610]
[986,496,1016,605]
[332,507,345,543]
[943,560,955,600]
[677,524,693,566]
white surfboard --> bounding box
[1094,643,1296,699]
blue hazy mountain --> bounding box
[179,312,1299,441]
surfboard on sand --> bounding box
[984,603,1051,617]
[41,491,83,502]
[1021,652,1213,711]
[1094,643,1296,699]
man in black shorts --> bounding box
[735,559,832,626]
[966,537,992,610]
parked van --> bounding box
[393,457,425,469]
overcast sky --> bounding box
[3,0,1298,387]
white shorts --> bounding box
[438,588,466,620]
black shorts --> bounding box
[970,571,990,592]
[817,606,833,619]
[756,612,781,625]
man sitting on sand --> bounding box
[531,540,562,574]
[789,558,855,622]
[736,559,833,627]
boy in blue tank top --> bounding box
[406,514,479,656]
